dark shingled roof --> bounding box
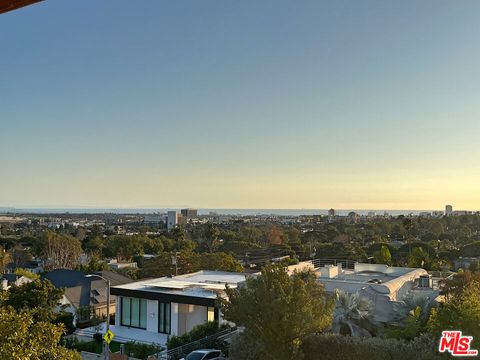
[41,269,132,309]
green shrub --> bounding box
[301,333,447,360]
[93,333,103,343]
[230,332,445,360]
[55,311,75,334]
[63,338,102,354]
[125,341,162,359]
[167,321,229,349]
[229,333,263,360]
[63,338,159,359]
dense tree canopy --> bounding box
[140,251,243,278]
[428,279,480,349]
[221,264,333,360]
[4,279,64,322]
[373,245,392,265]
[0,308,80,360]
[37,231,82,270]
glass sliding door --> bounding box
[120,297,147,329]
[121,297,131,326]
[158,302,171,334]
[131,298,140,327]
[140,299,147,329]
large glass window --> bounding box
[131,298,140,327]
[207,307,215,322]
[121,297,147,329]
[140,302,147,329]
[121,297,131,326]
[158,302,171,334]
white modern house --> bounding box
[316,262,440,322]
[0,274,32,290]
[108,259,138,270]
[108,270,246,346]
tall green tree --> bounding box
[39,231,82,270]
[438,269,480,301]
[0,246,11,273]
[373,245,392,266]
[0,308,79,360]
[140,251,242,278]
[428,280,480,350]
[4,279,64,322]
[221,264,333,360]
[200,223,221,253]
[407,247,431,269]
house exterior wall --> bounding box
[319,279,366,294]
[15,276,32,287]
[185,304,208,333]
[177,303,188,335]
[171,302,179,336]
[318,265,435,323]
[57,295,78,324]
[115,295,215,341]
[146,299,158,333]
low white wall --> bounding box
[354,263,389,273]
[319,279,366,294]
[287,262,314,275]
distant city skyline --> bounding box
[2,1,480,210]
[0,206,476,217]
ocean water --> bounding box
[1,208,433,216]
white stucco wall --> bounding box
[146,299,158,333]
[185,304,207,333]
[114,297,216,340]
[171,302,179,336]
[320,279,366,294]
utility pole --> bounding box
[105,279,110,360]
[171,252,179,276]
[86,274,111,360]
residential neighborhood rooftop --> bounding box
[316,263,427,283]
[112,270,246,299]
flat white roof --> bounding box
[176,271,246,284]
[317,263,424,283]
[316,263,429,296]
[112,270,246,299]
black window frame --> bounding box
[120,296,147,330]
[158,301,171,334]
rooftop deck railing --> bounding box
[311,258,356,270]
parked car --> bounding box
[181,349,226,360]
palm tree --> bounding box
[386,294,434,339]
[332,289,374,337]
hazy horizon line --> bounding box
[2,206,475,215]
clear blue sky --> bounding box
[1,0,480,209]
